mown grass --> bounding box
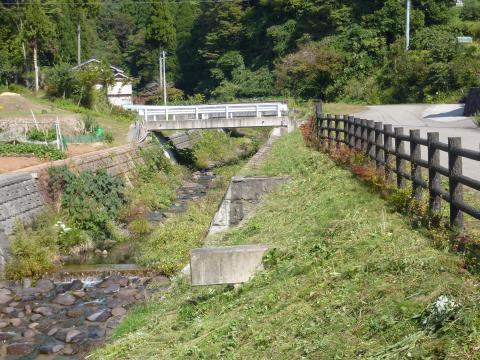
[93,130,480,359]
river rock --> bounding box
[38,340,64,354]
[35,279,55,292]
[28,322,39,329]
[99,275,128,288]
[65,329,82,343]
[87,325,105,339]
[106,316,122,329]
[0,321,8,328]
[63,344,75,355]
[0,331,16,341]
[114,288,139,300]
[111,306,126,317]
[87,309,111,322]
[22,329,36,338]
[68,279,84,291]
[2,306,15,314]
[0,288,11,296]
[0,294,12,305]
[25,304,32,314]
[53,293,76,306]
[103,284,120,294]
[31,314,43,321]
[47,327,58,336]
[67,308,85,318]
[34,306,53,316]
[17,311,25,318]
[72,290,87,298]
[9,318,22,326]
[6,342,34,356]
[22,278,32,289]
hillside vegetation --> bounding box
[2,1,480,104]
[93,131,480,359]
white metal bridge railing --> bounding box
[123,102,289,121]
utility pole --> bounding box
[159,48,163,100]
[77,17,81,66]
[406,0,411,51]
[162,50,167,105]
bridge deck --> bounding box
[146,116,291,131]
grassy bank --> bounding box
[94,131,480,359]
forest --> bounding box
[1,0,480,104]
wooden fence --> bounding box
[314,106,480,229]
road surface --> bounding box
[354,104,480,180]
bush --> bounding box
[27,128,57,142]
[48,166,126,240]
[5,220,58,280]
[104,130,114,144]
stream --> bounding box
[0,170,217,359]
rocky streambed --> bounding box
[0,274,169,359]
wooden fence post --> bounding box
[342,115,349,146]
[335,115,341,147]
[319,115,326,146]
[327,114,333,149]
[395,127,406,189]
[410,129,422,200]
[348,116,355,148]
[427,132,441,214]
[448,137,464,229]
[384,124,393,180]
[367,120,375,161]
[354,118,362,150]
[361,119,368,151]
[375,122,383,170]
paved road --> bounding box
[354,104,480,180]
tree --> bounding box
[22,0,56,92]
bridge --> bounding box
[124,102,293,143]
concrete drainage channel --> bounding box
[188,127,290,286]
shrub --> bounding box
[128,219,152,237]
[27,128,57,142]
[104,130,114,144]
[48,166,126,240]
[5,220,58,280]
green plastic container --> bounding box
[95,127,105,138]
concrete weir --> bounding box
[190,245,269,285]
[209,176,290,235]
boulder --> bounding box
[6,342,34,356]
[0,294,12,305]
[87,309,111,322]
[65,329,82,343]
[34,306,53,316]
[35,279,55,292]
[111,306,126,317]
[53,293,76,306]
[38,340,64,354]
[67,308,85,318]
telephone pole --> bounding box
[162,51,167,105]
[159,48,163,100]
[406,0,411,51]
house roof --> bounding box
[72,58,130,79]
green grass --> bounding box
[134,162,244,275]
[94,130,480,359]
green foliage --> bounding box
[0,143,65,160]
[48,166,125,240]
[26,128,57,142]
[5,217,58,280]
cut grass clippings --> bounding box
[93,131,480,359]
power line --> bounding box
[0,0,241,4]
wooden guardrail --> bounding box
[314,110,480,229]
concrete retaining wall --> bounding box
[209,176,289,234]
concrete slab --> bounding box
[190,244,268,285]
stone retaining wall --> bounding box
[0,144,147,239]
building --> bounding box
[72,58,133,106]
